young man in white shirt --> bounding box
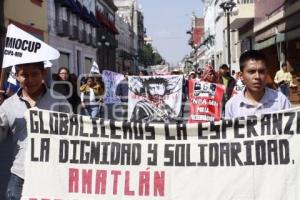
[225,50,291,118]
[0,62,71,200]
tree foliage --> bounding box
[141,43,163,66]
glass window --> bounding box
[59,7,67,21]
[87,24,91,34]
[92,28,96,37]
[79,19,84,30]
[85,57,93,73]
[71,14,77,26]
[59,52,70,69]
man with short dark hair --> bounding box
[219,64,236,99]
[0,62,71,200]
[218,64,236,115]
[225,50,291,118]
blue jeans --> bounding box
[83,105,100,118]
[6,174,24,200]
[279,84,289,97]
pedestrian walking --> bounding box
[201,64,218,83]
[218,64,236,115]
[274,62,293,97]
[53,67,80,113]
[80,76,104,118]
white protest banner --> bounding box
[44,60,53,68]
[23,108,300,200]
[128,75,183,122]
[188,80,225,123]
[102,70,124,104]
[90,61,100,74]
[232,79,245,96]
[2,24,60,68]
[150,65,169,75]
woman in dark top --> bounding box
[53,67,80,113]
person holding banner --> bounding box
[201,64,219,83]
[225,50,291,118]
[188,65,225,122]
[80,76,104,118]
[130,77,178,123]
[0,62,71,200]
[0,24,71,200]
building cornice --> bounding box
[254,0,300,33]
[103,0,118,12]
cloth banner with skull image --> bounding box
[128,75,183,123]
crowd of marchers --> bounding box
[0,49,295,200]
[0,49,295,121]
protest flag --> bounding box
[2,24,60,68]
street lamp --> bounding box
[219,0,237,72]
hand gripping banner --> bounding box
[23,107,300,200]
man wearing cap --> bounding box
[0,62,71,199]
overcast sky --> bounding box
[139,0,204,66]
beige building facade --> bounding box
[4,0,48,41]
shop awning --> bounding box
[108,21,119,34]
[96,11,118,34]
[96,11,111,30]
[61,0,72,9]
[82,5,92,21]
[89,12,100,28]
[69,0,81,14]
[254,34,284,50]
[255,36,276,50]
[255,28,300,50]
[61,0,81,15]
[75,1,88,20]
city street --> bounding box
[1,0,300,199]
